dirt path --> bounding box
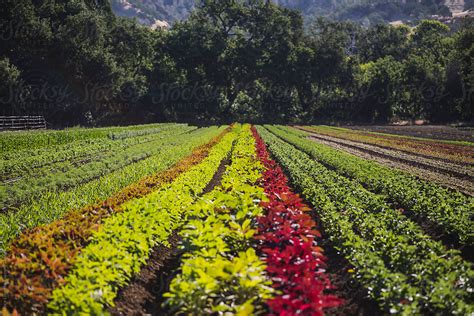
[304,132,474,196]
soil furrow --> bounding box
[349,125,474,143]
[317,228,382,316]
[305,133,473,196]
[296,127,474,167]
[302,131,473,179]
[108,233,181,316]
[268,128,473,261]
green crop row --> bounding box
[1,123,180,153]
[2,125,195,209]
[0,126,226,255]
[267,125,474,245]
[2,124,194,180]
[46,126,240,314]
[257,126,474,315]
[164,125,272,314]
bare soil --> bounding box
[349,125,474,143]
[108,233,181,316]
[305,132,473,196]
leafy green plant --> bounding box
[164,125,273,314]
[2,125,195,208]
[2,124,192,181]
[252,126,342,314]
[166,249,271,314]
[46,126,240,314]
[268,125,474,245]
[1,123,179,153]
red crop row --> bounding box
[252,127,342,315]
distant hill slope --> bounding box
[110,0,459,26]
[110,0,194,25]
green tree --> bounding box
[292,18,356,119]
[451,18,474,121]
[357,56,403,122]
[357,24,410,62]
[411,20,451,63]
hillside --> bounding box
[110,0,193,25]
[110,0,459,26]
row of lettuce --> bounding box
[3,124,197,209]
[257,126,473,314]
[164,126,341,314]
[1,123,185,152]
[267,125,474,246]
[2,124,191,179]
[0,126,226,255]
[164,126,273,314]
[251,127,342,314]
[47,126,239,314]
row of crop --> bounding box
[43,126,239,314]
[164,125,273,314]
[257,126,474,315]
[1,123,183,162]
[268,125,474,246]
[0,126,232,314]
[3,126,197,209]
[0,126,227,255]
[251,127,342,315]
[344,125,473,146]
[107,124,188,140]
[325,125,474,147]
[300,125,474,164]
[2,124,194,181]
[1,123,180,153]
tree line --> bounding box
[1,0,472,126]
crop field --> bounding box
[1,123,473,315]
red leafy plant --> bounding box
[252,127,342,316]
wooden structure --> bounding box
[0,116,47,131]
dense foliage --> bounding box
[165,125,273,314]
[1,0,473,125]
[1,122,472,315]
[268,125,474,245]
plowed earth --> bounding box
[300,130,473,196]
